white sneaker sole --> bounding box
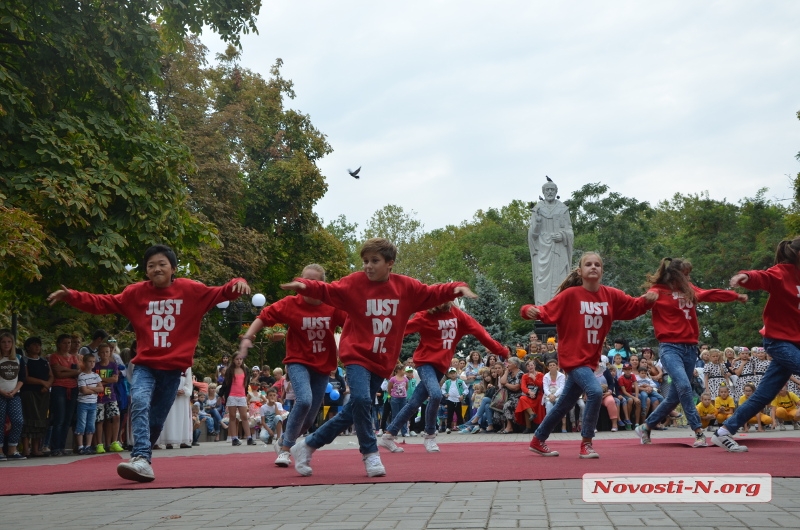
[117,463,155,483]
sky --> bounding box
[202,1,800,233]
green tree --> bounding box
[461,274,511,353]
[0,1,261,307]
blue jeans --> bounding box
[534,366,601,441]
[387,364,444,436]
[49,386,78,452]
[204,407,222,434]
[474,396,493,427]
[129,365,182,462]
[390,397,408,436]
[0,395,23,447]
[282,363,329,449]
[305,364,383,455]
[724,338,800,432]
[75,402,97,434]
[645,343,703,431]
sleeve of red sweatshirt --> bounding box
[65,286,130,315]
[609,287,653,321]
[407,279,468,313]
[256,297,289,327]
[195,277,247,313]
[737,268,779,292]
[403,312,425,335]
[693,284,741,303]
[520,291,566,325]
[458,309,508,358]
[293,276,353,311]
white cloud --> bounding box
[202,0,800,231]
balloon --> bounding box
[516,349,526,359]
[329,389,340,401]
[326,383,333,393]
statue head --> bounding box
[542,181,558,202]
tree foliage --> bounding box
[0,1,261,307]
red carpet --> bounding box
[4,438,800,496]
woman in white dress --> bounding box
[155,367,193,449]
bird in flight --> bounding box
[348,167,361,179]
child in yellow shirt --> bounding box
[714,385,735,426]
[696,393,716,429]
[738,383,772,432]
[769,384,800,430]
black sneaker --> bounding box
[246,438,256,446]
[231,438,242,446]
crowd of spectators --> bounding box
[3,329,799,461]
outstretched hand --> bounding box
[232,280,251,295]
[454,285,477,299]
[737,293,748,303]
[280,281,306,292]
[47,285,70,306]
[643,291,658,303]
[524,306,540,320]
[730,273,749,288]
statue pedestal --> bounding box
[533,322,557,341]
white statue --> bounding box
[529,178,574,305]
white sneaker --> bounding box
[290,439,315,476]
[275,451,292,467]
[780,422,786,431]
[409,431,418,437]
[375,429,383,436]
[377,433,404,453]
[117,456,155,482]
[423,433,440,452]
[363,452,386,477]
[692,431,708,448]
[711,432,748,453]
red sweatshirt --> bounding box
[648,283,740,343]
[64,278,245,371]
[295,272,467,378]
[404,305,508,374]
[738,263,800,342]
[255,295,347,375]
[520,285,652,373]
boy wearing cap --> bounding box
[441,367,468,433]
[618,364,641,428]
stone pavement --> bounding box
[3,428,800,529]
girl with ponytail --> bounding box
[520,252,657,459]
[711,236,800,453]
[635,257,746,448]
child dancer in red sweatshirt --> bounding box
[635,257,746,447]
[239,264,347,468]
[48,244,249,482]
[712,237,800,452]
[281,238,476,478]
[377,301,508,454]
[522,252,656,458]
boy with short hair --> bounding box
[259,387,287,445]
[441,367,468,432]
[281,238,476,477]
[48,244,249,482]
[696,392,717,429]
[618,363,641,428]
[636,366,664,420]
[76,354,103,455]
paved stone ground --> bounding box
[3,428,800,529]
